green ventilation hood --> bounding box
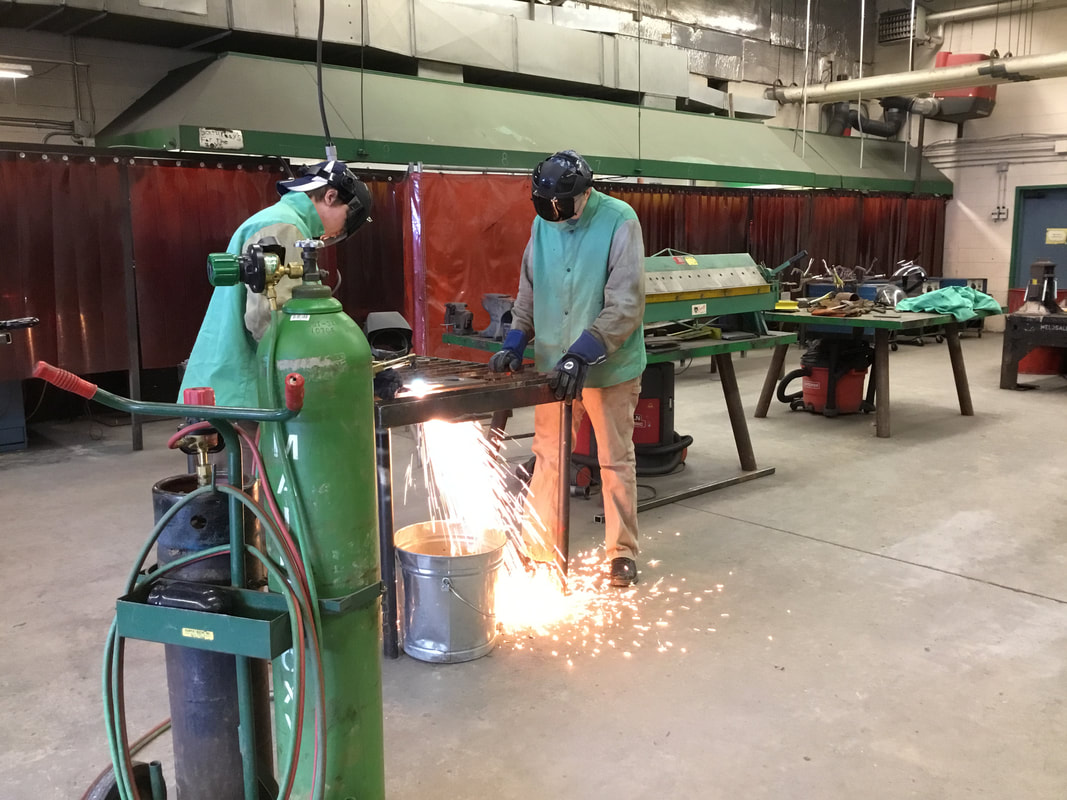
[98,52,951,194]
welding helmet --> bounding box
[875,284,907,308]
[891,261,927,296]
[364,311,413,360]
[278,160,373,246]
[531,150,593,222]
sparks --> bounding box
[409,418,715,660]
[403,377,436,398]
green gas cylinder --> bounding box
[257,281,385,800]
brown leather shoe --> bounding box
[610,557,638,587]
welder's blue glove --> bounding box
[488,329,528,373]
[548,330,607,401]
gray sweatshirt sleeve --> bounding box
[243,222,309,341]
[510,236,537,340]
[589,218,645,354]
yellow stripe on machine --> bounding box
[646,285,771,304]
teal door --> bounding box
[1013,186,1067,287]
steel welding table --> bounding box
[442,329,796,514]
[755,309,998,438]
[374,357,562,659]
[1000,313,1067,389]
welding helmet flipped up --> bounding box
[278,160,373,246]
[531,150,593,222]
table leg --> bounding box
[488,408,512,453]
[874,328,891,438]
[375,425,400,659]
[944,321,974,415]
[715,353,758,471]
[999,327,1024,390]
[755,343,790,418]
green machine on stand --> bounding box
[642,248,805,330]
[35,240,385,800]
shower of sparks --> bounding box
[408,419,733,658]
[411,419,554,569]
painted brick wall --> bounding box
[875,6,1067,332]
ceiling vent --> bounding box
[878,8,930,45]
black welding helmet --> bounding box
[278,160,374,246]
[531,150,593,222]
[327,178,373,246]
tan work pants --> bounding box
[527,376,641,562]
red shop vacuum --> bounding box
[776,339,875,416]
[574,362,693,476]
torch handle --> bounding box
[34,361,302,423]
[32,361,98,399]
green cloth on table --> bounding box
[896,286,1002,322]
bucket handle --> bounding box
[441,577,494,619]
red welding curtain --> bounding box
[130,165,407,370]
[808,193,863,270]
[605,185,750,255]
[0,152,407,382]
[129,162,283,370]
[750,192,808,267]
[0,154,127,381]
[404,174,948,360]
[403,177,762,359]
[4,157,945,383]
[404,172,533,360]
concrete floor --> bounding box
[2,332,1065,800]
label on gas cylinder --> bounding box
[181,627,215,642]
[290,314,311,321]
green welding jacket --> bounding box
[179,192,325,407]
[511,189,647,388]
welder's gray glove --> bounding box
[488,329,528,373]
[547,330,606,402]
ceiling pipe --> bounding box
[920,0,1067,47]
[767,50,1067,103]
[925,0,1067,24]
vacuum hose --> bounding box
[777,368,809,405]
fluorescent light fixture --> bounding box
[0,62,32,79]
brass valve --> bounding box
[174,430,221,487]
[262,254,305,310]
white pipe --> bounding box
[859,0,865,168]
[801,0,812,157]
[769,49,1067,103]
[926,0,1067,24]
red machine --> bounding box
[574,363,692,476]
[776,339,875,417]
[931,52,997,124]
[798,366,868,414]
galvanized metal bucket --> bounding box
[395,521,506,663]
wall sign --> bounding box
[198,128,245,150]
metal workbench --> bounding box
[999,313,1067,389]
[756,310,1000,438]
